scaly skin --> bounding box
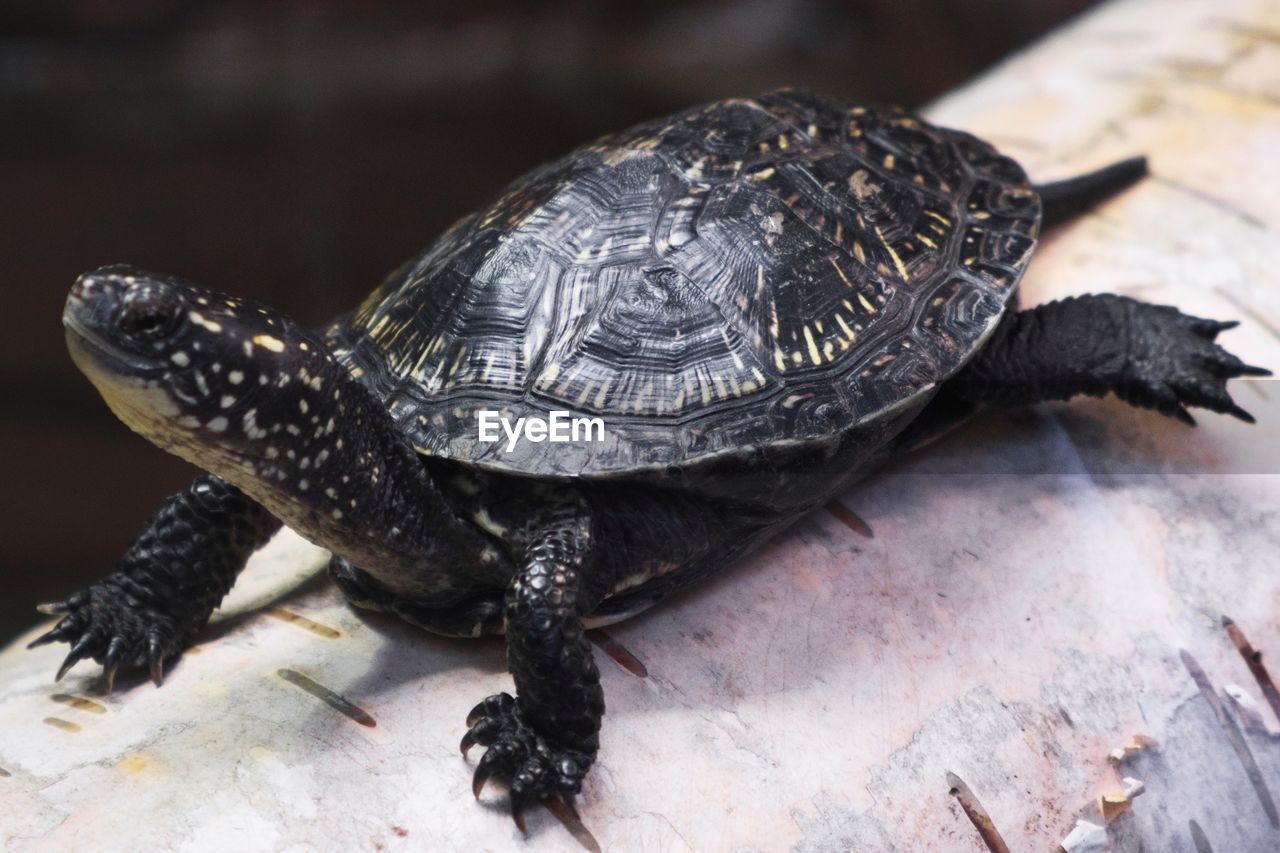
[29,475,280,690]
[462,505,603,829]
[950,294,1270,423]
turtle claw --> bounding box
[1189,317,1239,338]
[544,795,601,853]
[27,622,70,649]
[472,743,510,799]
[102,636,128,694]
[472,763,493,799]
[461,714,503,757]
[36,601,70,616]
[467,693,515,727]
[56,636,95,681]
[28,574,184,691]
[1230,404,1256,424]
[148,638,167,687]
[510,791,529,834]
[1121,305,1269,425]
[461,692,592,829]
[102,662,120,694]
[542,792,581,826]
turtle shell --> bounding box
[329,89,1040,478]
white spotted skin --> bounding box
[64,265,513,605]
[188,310,223,333]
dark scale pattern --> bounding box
[29,475,280,689]
[329,89,1039,477]
[461,507,603,822]
[951,294,1270,424]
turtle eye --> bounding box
[119,293,183,341]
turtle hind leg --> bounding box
[950,294,1270,424]
[1034,156,1148,230]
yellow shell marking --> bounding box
[874,226,910,282]
[828,257,854,288]
[410,344,435,378]
[720,328,745,369]
[802,326,821,366]
[706,373,722,401]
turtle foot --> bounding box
[460,692,591,833]
[29,573,185,692]
[1119,304,1270,425]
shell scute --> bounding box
[332,90,1040,476]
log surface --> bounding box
[3,0,1280,849]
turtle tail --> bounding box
[1034,156,1148,231]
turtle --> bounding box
[39,88,1267,828]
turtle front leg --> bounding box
[950,294,1270,424]
[29,475,281,690]
[461,509,603,830]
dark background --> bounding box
[0,0,1096,644]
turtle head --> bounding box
[64,264,498,582]
[63,265,335,473]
